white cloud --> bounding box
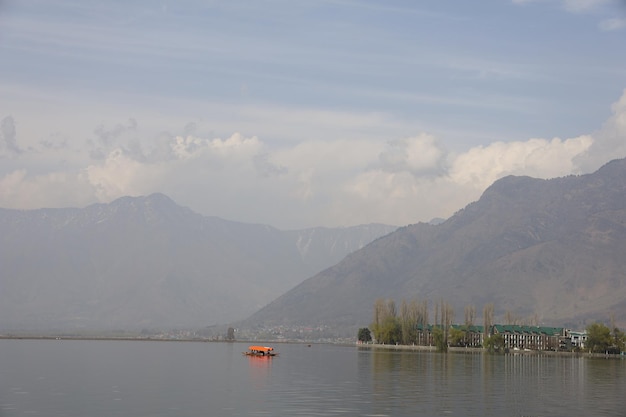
[168,133,263,172]
[93,118,137,147]
[600,17,626,30]
[511,0,545,5]
[82,132,265,203]
[449,135,593,190]
[325,89,626,226]
[562,0,612,12]
[268,139,383,208]
[511,0,613,12]
[0,169,94,209]
[253,153,287,178]
[84,149,152,202]
[340,132,593,226]
[1,89,625,228]
[378,134,447,176]
[2,1,625,229]
[1,116,21,154]
[575,88,626,171]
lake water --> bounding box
[1,339,624,416]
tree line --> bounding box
[359,298,626,354]
[365,298,475,352]
[585,322,626,354]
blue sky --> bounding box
[1,0,626,228]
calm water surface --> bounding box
[0,339,624,416]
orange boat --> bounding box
[243,345,278,357]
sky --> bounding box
[1,0,626,229]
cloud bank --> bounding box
[1,90,624,229]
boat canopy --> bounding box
[248,345,274,352]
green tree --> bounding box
[357,327,372,343]
[432,327,447,352]
[484,334,505,353]
[585,323,613,353]
[375,316,402,344]
[449,327,466,347]
[613,327,626,353]
[371,299,399,343]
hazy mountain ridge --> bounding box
[245,158,626,332]
[0,195,396,331]
[288,224,398,269]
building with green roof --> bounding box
[491,324,567,351]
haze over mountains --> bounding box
[0,194,396,331]
[3,158,626,335]
[245,158,626,333]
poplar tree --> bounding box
[483,303,494,342]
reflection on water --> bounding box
[365,350,492,415]
[363,348,626,416]
[246,355,273,391]
[0,340,624,417]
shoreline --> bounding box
[0,335,330,345]
[1,336,623,358]
[358,343,625,359]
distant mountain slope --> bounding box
[0,194,396,331]
[245,158,626,332]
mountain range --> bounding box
[0,194,396,331]
[3,158,626,336]
[244,158,626,333]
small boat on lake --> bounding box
[244,345,278,357]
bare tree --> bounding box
[372,298,386,329]
[385,299,397,318]
[483,303,494,338]
[464,305,476,327]
[432,299,454,351]
[418,300,429,346]
[443,301,454,347]
[400,299,420,344]
[504,310,514,325]
[421,300,429,329]
[399,299,410,344]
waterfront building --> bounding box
[567,330,587,349]
[491,325,567,351]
